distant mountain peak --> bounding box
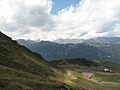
[54,38,84,44]
[54,37,120,44]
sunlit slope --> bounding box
[0,32,80,90]
[0,32,54,77]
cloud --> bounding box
[0,0,120,40]
[0,0,54,39]
[104,23,120,37]
[53,0,120,39]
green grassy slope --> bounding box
[0,32,80,90]
[0,32,54,77]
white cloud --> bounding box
[0,0,120,40]
[54,0,120,39]
[0,0,54,40]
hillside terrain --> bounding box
[0,32,80,90]
[50,58,120,73]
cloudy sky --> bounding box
[0,0,120,41]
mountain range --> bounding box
[54,37,120,44]
[17,38,120,63]
[87,37,120,44]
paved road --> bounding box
[81,72,120,85]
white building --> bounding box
[103,68,112,72]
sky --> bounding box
[51,0,80,14]
[0,0,120,41]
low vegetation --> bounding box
[0,32,80,90]
[0,32,120,90]
[92,73,120,83]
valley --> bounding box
[50,59,120,90]
[0,32,120,90]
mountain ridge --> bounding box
[54,37,120,44]
[17,39,120,63]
